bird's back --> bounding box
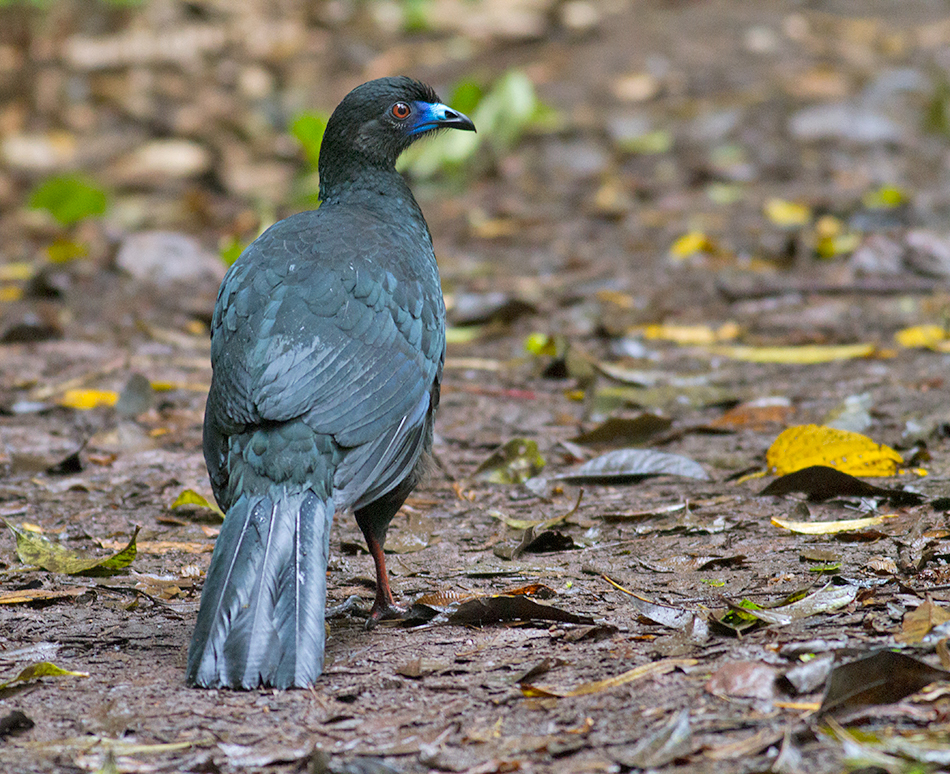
[204,196,445,513]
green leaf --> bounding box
[449,79,484,117]
[289,111,329,170]
[474,438,546,485]
[28,174,108,226]
[6,521,138,576]
[400,0,432,32]
[219,236,246,266]
[399,68,560,180]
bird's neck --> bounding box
[319,164,429,232]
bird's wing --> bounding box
[205,208,444,496]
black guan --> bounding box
[187,77,475,689]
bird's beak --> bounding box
[412,102,476,134]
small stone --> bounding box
[545,139,608,179]
[111,139,212,184]
[115,230,225,286]
[221,159,293,203]
[238,65,275,100]
[1,131,77,172]
[560,1,600,34]
[744,25,780,54]
[788,102,902,144]
[611,72,661,103]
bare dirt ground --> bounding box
[3,1,950,772]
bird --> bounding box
[186,77,475,689]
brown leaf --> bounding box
[705,661,779,700]
[896,599,950,644]
[819,650,950,714]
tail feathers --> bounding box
[186,489,333,689]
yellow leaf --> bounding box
[894,325,949,349]
[816,232,860,259]
[641,322,741,345]
[170,489,224,518]
[0,262,35,281]
[670,231,715,260]
[771,513,899,534]
[0,587,87,605]
[709,343,875,364]
[764,198,811,227]
[58,389,118,410]
[815,214,844,238]
[524,332,558,356]
[521,658,696,698]
[46,238,88,263]
[767,424,903,476]
[862,185,906,210]
[0,661,88,689]
[0,284,23,302]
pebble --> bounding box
[115,230,225,286]
[1,131,77,172]
[111,139,212,184]
[560,1,600,34]
[545,139,609,179]
[788,102,902,144]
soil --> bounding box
[2,2,950,773]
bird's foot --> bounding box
[326,595,368,619]
[364,599,406,628]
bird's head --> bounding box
[318,76,476,192]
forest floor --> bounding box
[3,1,950,772]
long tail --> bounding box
[186,489,333,689]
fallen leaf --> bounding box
[7,521,138,575]
[896,600,950,644]
[569,414,672,447]
[521,658,696,698]
[669,231,717,260]
[708,397,793,430]
[764,198,812,227]
[0,662,88,690]
[97,539,212,555]
[0,587,88,605]
[57,389,119,410]
[894,324,950,350]
[761,465,921,503]
[404,590,590,628]
[474,438,545,484]
[771,514,899,535]
[639,322,740,345]
[766,425,903,476]
[705,661,778,700]
[170,488,224,518]
[708,343,875,364]
[556,448,708,484]
[610,709,692,769]
[820,651,950,715]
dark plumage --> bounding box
[186,77,475,689]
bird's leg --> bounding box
[355,502,406,622]
[363,529,404,622]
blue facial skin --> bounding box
[409,101,476,135]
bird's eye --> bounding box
[391,102,411,120]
